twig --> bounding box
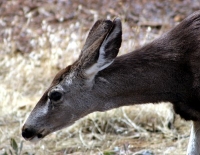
[122,107,146,132]
[78,127,89,148]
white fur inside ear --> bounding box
[98,45,114,70]
[85,63,99,77]
[85,60,113,79]
[95,19,121,71]
[84,44,114,79]
[85,45,113,78]
[84,18,121,80]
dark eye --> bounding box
[49,91,62,102]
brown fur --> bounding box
[22,11,200,142]
[100,11,200,121]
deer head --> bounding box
[22,18,122,142]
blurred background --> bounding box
[0,0,200,154]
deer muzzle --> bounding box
[22,125,48,143]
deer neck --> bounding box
[95,44,190,111]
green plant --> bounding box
[2,138,33,155]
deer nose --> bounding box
[22,127,36,139]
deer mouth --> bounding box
[22,128,49,143]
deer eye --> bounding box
[48,91,62,102]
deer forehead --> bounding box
[64,71,75,85]
[49,72,75,94]
[49,66,76,89]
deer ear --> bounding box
[83,18,122,80]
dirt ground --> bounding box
[0,0,200,155]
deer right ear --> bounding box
[78,18,122,82]
[93,18,122,72]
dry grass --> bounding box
[0,0,199,155]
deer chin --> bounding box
[28,136,41,144]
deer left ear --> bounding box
[85,18,122,79]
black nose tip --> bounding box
[22,127,36,139]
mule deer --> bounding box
[22,11,200,154]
